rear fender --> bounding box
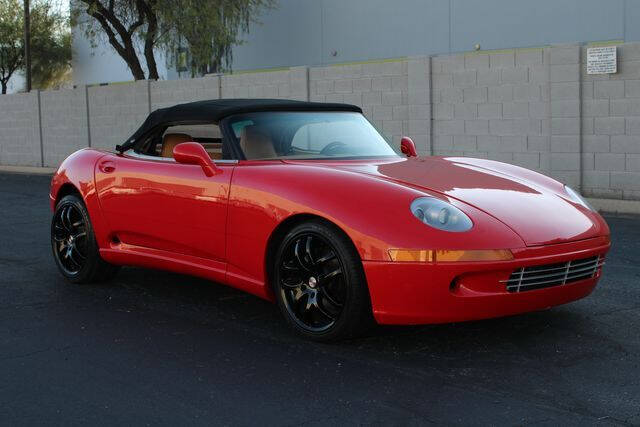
[50,149,111,249]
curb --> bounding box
[0,165,57,175]
[588,197,640,217]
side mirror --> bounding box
[173,142,220,177]
[400,136,418,157]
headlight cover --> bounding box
[564,185,594,211]
[410,197,473,232]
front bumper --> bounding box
[364,236,610,325]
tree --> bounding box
[160,0,274,76]
[0,0,71,94]
[74,0,274,81]
[30,2,72,90]
[73,0,158,80]
[0,0,23,94]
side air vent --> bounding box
[501,255,604,293]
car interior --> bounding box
[155,124,224,160]
[133,123,226,160]
[138,122,279,161]
[133,112,397,162]
[226,112,399,160]
[238,125,277,159]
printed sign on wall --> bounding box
[587,46,617,74]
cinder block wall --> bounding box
[309,61,412,149]
[1,42,640,201]
[581,44,640,200]
[0,92,42,167]
[88,81,151,151]
[221,67,307,101]
[151,75,220,110]
[431,48,551,177]
[41,87,89,167]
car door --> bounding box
[94,152,233,263]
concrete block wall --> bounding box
[406,56,432,153]
[151,75,220,110]
[308,61,410,148]
[581,43,640,200]
[221,68,307,101]
[88,81,151,150]
[549,45,581,188]
[431,48,551,175]
[0,92,41,166]
[3,42,640,202]
[41,87,89,167]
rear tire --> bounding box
[51,194,119,284]
[272,220,373,341]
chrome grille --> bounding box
[501,255,604,293]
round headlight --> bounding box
[564,185,594,211]
[410,197,473,232]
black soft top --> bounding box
[117,98,363,152]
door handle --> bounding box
[99,160,116,173]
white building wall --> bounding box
[68,0,640,87]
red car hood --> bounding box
[301,156,605,247]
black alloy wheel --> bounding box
[274,220,373,341]
[52,202,88,275]
[51,194,119,283]
[279,232,346,332]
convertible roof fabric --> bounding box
[117,98,363,152]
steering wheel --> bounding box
[320,141,349,156]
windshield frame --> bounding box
[221,111,402,161]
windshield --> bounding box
[227,112,400,160]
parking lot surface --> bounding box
[1,172,638,425]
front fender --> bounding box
[225,162,524,287]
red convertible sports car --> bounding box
[50,99,610,340]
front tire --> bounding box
[51,194,119,284]
[273,220,373,341]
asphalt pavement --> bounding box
[1,172,638,426]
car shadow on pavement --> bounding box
[93,264,595,356]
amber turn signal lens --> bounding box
[388,249,513,262]
[435,249,513,262]
[388,249,434,262]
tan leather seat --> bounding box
[202,143,223,160]
[161,133,192,158]
[207,150,223,160]
[239,125,277,159]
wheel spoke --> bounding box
[282,258,300,271]
[52,228,66,242]
[281,277,303,289]
[63,206,74,232]
[73,231,87,241]
[314,297,335,321]
[305,236,315,265]
[304,293,316,312]
[57,241,67,255]
[71,244,86,261]
[66,247,81,268]
[292,287,307,303]
[315,251,336,265]
[57,207,67,232]
[320,287,343,308]
[53,222,66,233]
[320,268,341,282]
[294,239,312,272]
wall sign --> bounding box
[587,46,617,74]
